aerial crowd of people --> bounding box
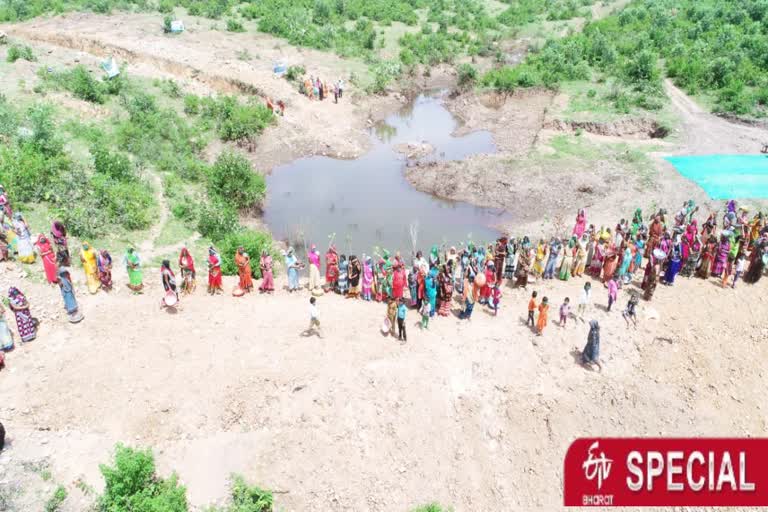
[0,176,766,373]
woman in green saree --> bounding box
[124,247,143,293]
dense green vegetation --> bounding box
[0,96,157,237]
[483,0,768,117]
[497,0,597,26]
[38,64,128,103]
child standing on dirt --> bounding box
[306,297,323,338]
[559,297,571,327]
[536,297,549,336]
[732,253,746,288]
[491,283,502,316]
[420,300,431,329]
[622,294,639,329]
[578,282,591,320]
[397,298,407,343]
[527,291,538,327]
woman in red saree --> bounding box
[35,235,58,284]
[259,249,274,293]
[325,246,339,290]
[179,247,196,294]
[601,244,619,283]
[645,215,663,258]
[207,247,223,295]
[480,261,495,304]
[235,247,253,293]
[391,260,406,300]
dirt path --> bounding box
[663,79,767,155]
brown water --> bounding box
[264,91,507,257]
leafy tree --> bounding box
[208,151,265,209]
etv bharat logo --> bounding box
[583,441,613,490]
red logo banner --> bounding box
[564,438,768,507]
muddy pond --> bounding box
[264,91,507,258]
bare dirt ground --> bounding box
[2,13,768,512]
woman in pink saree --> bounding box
[572,208,587,238]
[258,249,274,293]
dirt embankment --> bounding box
[543,118,669,139]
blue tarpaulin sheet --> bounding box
[665,154,768,199]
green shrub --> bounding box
[183,94,201,114]
[44,485,67,512]
[0,144,70,202]
[457,63,477,88]
[285,65,305,82]
[24,102,63,156]
[196,198,240,240]
[208,151,265,208]
[92,144,135,180]
[218,230,273,277]
[411,504,452,512]
[98,444,188,512]
[40,65,111,103]
[218,102,274,141]
[163,15,173,33]
[6,43,35,63]
[226,18,245,32]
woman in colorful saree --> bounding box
[124,248,143,293]
[712,233,731,278]
[235,247,253,294]
[179,247,196,294]
[559,238,574,281]
[207,246,223,295]
[259,249,274,293]
[347,255,361,298]
[8,287,37,342]
[573,209,587,238]
[58,268,83,323]
[80,242,100,294]
[362,256,374,301]
[325,246,339,291]
[438,264,454,316]
[307,245,321,292]
[97,249,113,291]
[161,259,178,304]
[13,213,35,264]
[0,185,12,218]
[35,234,58,284]
[337,255,349,294]
[285,247,300,292]
[663,237,683,285]
[51,221,71,267]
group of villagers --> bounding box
[299,76,345,103]
[282,199,768,367]
[1,174,767,372]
